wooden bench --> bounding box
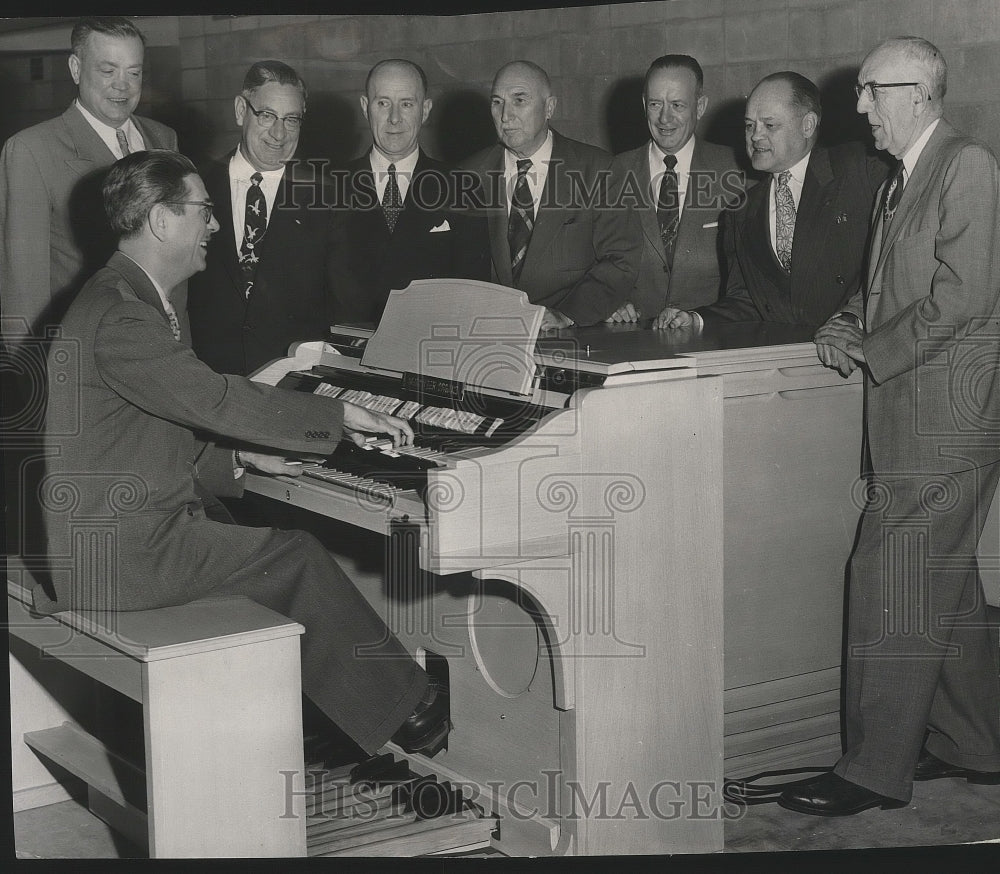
[7,567,308,857]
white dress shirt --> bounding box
[503,129,554,218]
[369,146,420,203]
[648,135,696,219]
[229,148,285,256]
[74,99,144,158]
[898,118,940,191]
[767,150,811,262]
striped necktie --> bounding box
[116,128,131,158]
[508,158,534,285]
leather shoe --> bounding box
[914,748,1000,784]
[391,679,451,758]
[778,772,906,817]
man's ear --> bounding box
[68,53,81,85]
[801,110,819,138]
[544,95,557,120]
[696,94,708,122]
[421,97,433,125]
[147,204,170,243]
[360,95,370,122]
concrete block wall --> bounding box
[168,3,1000,169]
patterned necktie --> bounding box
[164,303,180,341]
[656,153,680,269]
[774,170,795,272]
[882,160,905,238]
[239,172,267,298]
[508,158,534,285]
[116,128,130,157]
[382,163,403,233]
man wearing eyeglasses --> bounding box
[784,36,1000,816]
[38,149,451,763]
[188,60,335,376]
[654,72,887,331]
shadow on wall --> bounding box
[817,65,871,148]
[297,91,364,165]
[431,89,496,164]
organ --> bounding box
[246,279,864,855]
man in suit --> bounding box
[40,150,450,758]
[188,60,336,376]
[654,72,886,330]
[784,37,1000,815]
[328,59,488,326]
[1,16,176,559]
[607,55,742,323]
[0,16,177,340]
[465,61,641,329]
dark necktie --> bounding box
[774,170,795,272]
[382,163,403,233]
[116,128,130,157]
[508,158,534,285]
[882,160,905,238]
[239,172,267,298]
[656,154,679,269]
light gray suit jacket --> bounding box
[0,103,177,341]
[611,138,742,315]
[842,119,1000,475]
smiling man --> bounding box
[655,71,886,331]
[0,16,177,341]
[188,60,338,376]
[328,58,488,326]
[464,60,641,329]
[39,148,452,761]
[609,55,742,323]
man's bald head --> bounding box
[361,58,432,161]
[490,60,556,158]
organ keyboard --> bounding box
[247,280,863,856]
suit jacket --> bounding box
[698,142,887,328]
[841,119,1000,475]
[0,103,177,340]
[611,138,743,314]
[188,154,337,376]
[327,150,489,325]
[465,130,642,326]
[39,251,345,613]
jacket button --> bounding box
[663,265,669,273]
[836,275,844,284]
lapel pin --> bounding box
[835,212,848,224]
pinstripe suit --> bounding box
[836,119,1000,800]
[38,251,426,751]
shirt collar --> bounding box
[230,147,286,183]
[649,134,696,177]
[776,150,812,186]
[74,98,136,139]
[504,129,554,174]
[900,118,940,179]
[369,146,420,176]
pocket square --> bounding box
[430,220,451,233]
[702,221,719,229]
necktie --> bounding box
[239,172,267,298]
[882,160,905,238]
[116,128,130,158]
[656,154,680,269]
[774,170,795,272]
[164,302,180,341]
[382,163,403,233]
[508,158,534,285]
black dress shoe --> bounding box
[914,749,1000,784]
[778,772,906,817]
[391,679,451,758]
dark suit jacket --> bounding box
[611,138,743,314]
[39,251,345,613]
[188,154,337,376]
[327,150,489,325]
[697,142,888,328]
[465,130,642,326]
[0,103,177,339]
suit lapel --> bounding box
[60,104,115,172]
[790,147,835,286]
[106,251,172,325]
[484,147,514,286]
[522,134,566,274]
[204,157,244,298]
[636,146,664,262]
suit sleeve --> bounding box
[0,134,52,338]
[695,205,763,323]
[94,298,346,454]
[553,155,643,326]
[863,143,1000,384]
[193,440,244,499]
